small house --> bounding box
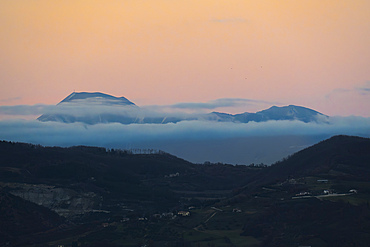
[178,211,190,217]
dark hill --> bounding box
[0,191,65,245]
[235,135,370,246]
[0,140,260,215]
[1,136,369,246]
[251,135,370,186]
[0,140,261,245]
[0,141,256,190]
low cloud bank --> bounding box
[0,117,368,148]
[0,117,368,164]
[0,97,280,118]
[167,98,278,111]
[0,104,52,116]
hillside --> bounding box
[0,140,261,246]
[0,135,369,246]
[234,135,370,246]
[0,191,65,245]
[255,135,370,186]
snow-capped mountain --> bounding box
[221,105,327,123]
[208,105,327,123]
[58,92,136,106]
[38,92,328,125]
[37,92,140,124]
[251,105,326,123]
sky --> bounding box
[0,0,369,117]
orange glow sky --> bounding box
[1,0,369,116]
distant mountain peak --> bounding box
[228,105,327,123]
[59,92,136,106]
[37,92,139,124]
[262,105,322,114]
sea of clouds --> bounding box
[0,116,369,164]
[0,100,369,164]
[0,116,368,145]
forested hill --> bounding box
[232,135,370,246]
[0,141,191,182]
[0,140,262,245]
[0,141,258,189]
[1,136,370,246]
[252,135,370,187]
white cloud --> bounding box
[166,98,278,110]
[0,97,22,103]
[0,98,280,119]
[355,81,370,95]
[0,117,368,147]
[0,104,52,116]
[325,81,370,99]
[0,117,368,164]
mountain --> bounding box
[255,105,326,122]
[37,92,185,124]
[38,92,327,125]
[208,105,327,123]
[37,92,140,124]
[59,92,136,106]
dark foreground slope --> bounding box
[0,140,260,246]
[251,135,370,187]
[235,135,370,246]
[0,135,369,247]
[0,191,64,245]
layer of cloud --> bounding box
[324,88,351,100]
[0,104,52,116]
[0,98,280,118]
[167,98,278,110]
[326,81,370,99]
[356,81,370,95]
[0,97,22,103]
[0,117,368,148]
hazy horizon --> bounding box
[1,1,369,117]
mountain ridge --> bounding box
[209,104,327,123]
[37,91,328,125]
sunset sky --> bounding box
[1,0,369,116]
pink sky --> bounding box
[0,0,369,116]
